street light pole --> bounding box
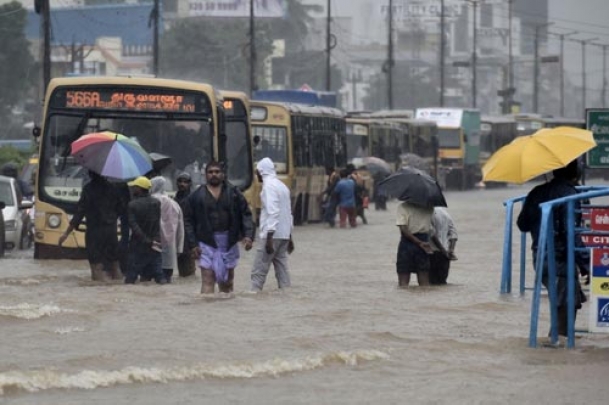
[152,0,159,76]
[507,0,513,102]
[603,45,608,108]
[387,0,394,109]
[440,0,445,106]
[576,37,598,112]
[249,0,257,96]
[326,0,331,91]
[533,22,553,114]
[471,0,478,108]
[559,31,577,116]
[42,0,51,92]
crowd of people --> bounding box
[58,157,295,293]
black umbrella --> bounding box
[377,166,447,208]
[149,152,173,173]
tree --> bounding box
[0,2,35,133]
[363,61,439,111]
[160,18,273,91]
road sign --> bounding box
[586,109,609,168]
[589,248,609,332]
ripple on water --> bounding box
[0,303,74,320]
[0,349,390,395]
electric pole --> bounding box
[559,32,577,116]
[249,0,257,96]
[152,0,159,76]
[42,0,51,93]
[576,37,598,112]
[387,0,394,109]
[440,0,445,106]
[533,22,553,113]
[602,45,608,108]
[326,0,332,91]
[507,0,513,110]
[465,0,479,108]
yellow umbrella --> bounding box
[482,126,596,184]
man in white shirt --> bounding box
[251,157,295,291]
[429,207,458,285]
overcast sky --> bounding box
[550,0,609,88]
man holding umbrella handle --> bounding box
[396,201,435,287]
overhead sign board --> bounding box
[586,109,609,168]
[416,108,463,128]
[188,0,287,18]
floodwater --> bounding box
[1,184,608,404]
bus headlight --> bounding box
[4,220,16,231]
[47,214,61,229]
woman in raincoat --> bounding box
[150,177,184,283]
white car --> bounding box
[0,175,33,251]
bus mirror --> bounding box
[253,135,261,146]
[463,134,468,143]
[32,125,41,138]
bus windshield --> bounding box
[437,128,461,148]
[252,126,289,174]
[39,112,213,205]
[346,135,368,159]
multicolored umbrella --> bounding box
[71,131,152,180]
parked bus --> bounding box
[345,115,402,168]
[416,108,481,189]
[367,111,438,175]
[218,90,256,218]
[33,76,223,259]
[543,116,585,129]
[253,89,338,108]
[480,115,517,165]
[250,101,347,225]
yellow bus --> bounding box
[33,76,223,259]
[250,101,347,225]
[345,116,402,168]
[219,90,256,221]
[514,114,585,136]
[480,115,517,166]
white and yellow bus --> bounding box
[250,101,347,225]
[33,76,224,259]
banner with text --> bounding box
[188,0,287,18]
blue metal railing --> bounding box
[500,186,609,348]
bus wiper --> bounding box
[60,112,91,172]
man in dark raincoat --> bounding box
[517,160,589,337]
[58,171,124,281]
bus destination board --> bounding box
[50,87,210,114]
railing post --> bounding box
[566,200,576,348]
[520,231,527,295]
[529,205,551,348]
[502,200,515,294]
[546,209,558,345]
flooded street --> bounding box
[1,185,608,404]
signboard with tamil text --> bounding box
[586,108,609,168]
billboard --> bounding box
[188,0,287,18]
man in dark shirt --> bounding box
[517,160,589,336]
[58,171,124,281]
[174,172,195,278]
[183,161,254,294]
[124,176,165,284]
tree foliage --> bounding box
[160,17,273,91]
[0,2,35,124]
[159,0,342,92]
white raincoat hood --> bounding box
[256,157,277,177]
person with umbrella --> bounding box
[516,160,589,337]
[377,167,448,287]
[58,171,125,281]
